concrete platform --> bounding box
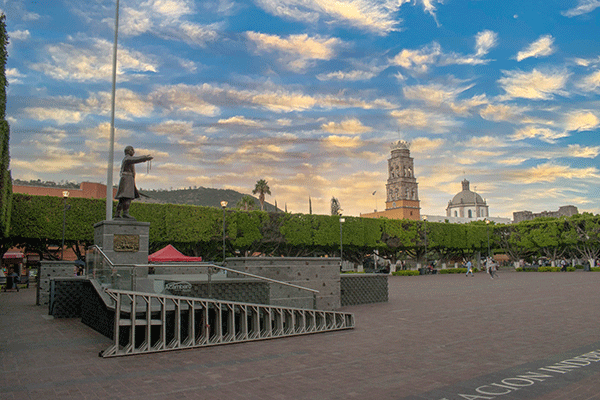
[1,269,599,399]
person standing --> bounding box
[115,146,153,219]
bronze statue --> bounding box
[114,146,153,219]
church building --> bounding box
[446,179,489,219]
[361,140,420,221]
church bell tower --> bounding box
[385,140,420,220]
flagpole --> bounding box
[106,0,120,220]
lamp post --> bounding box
[485,218,491,259]
[61,191,70,260]
[339,216,345,269]
[422,215,428,268]
[220,201,228,264]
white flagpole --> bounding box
[106,0,120,220]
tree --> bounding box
[0,14,12,248]
[236,194,257,211]
[567,214,600,269]
[252,179,271,211]
[330,197,341,216]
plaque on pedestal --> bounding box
[93,220,150,278]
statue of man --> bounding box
[115,146,153,219]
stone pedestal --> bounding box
[94,220,150,277]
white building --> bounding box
[446,179,489,220]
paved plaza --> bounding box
[1,269,599,400]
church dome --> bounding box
[448,180,486,206]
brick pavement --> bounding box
[1,269,599,400]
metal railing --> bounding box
[100,289,354,358]
[88,245,320,307]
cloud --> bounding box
[321,118,372,134]
[254,0,411,35]
[566,144,600,158]
[87,88,155,120]
[390,108,459,133]
[576,70,600,92]
[80,122,134,141]
[564,110,600,132]
[516,35,555,62]
[479,103,528,122]
[6,68,25,84]
[316,69,380,81]
[392,31,498,73]
[30,37,157,82]
[149,120,195,137]
[115,0,220,46]
[463,135,508,149]
[24,107,85,125]
[150,84,221,116]
[8,29,30,40]
[246,32,341,71]
[508,162,600,183]
[498,68,570,100]
[410,137,445,153]
[403,83,465,106]
[149,82,395,114]
[510,126,568,143]
[323,135,364,148]
[561,0,600,17]
[402,83,486,115]
[475,30,498,57]
[391,43,441,73]
[218,116,263,127]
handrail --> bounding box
[88,245,319,294]
[145,263,319,294]
[90,245,114,266]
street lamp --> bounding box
[422,215,428,268]
[485,218,491,258]
[339,217,345,268]
[61,191,70,260]
[220,201,228,264]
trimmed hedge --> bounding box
[392,270,420,276]
[439,268,469,274]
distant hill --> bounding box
[139,187,281,212]
[12,179,280,211]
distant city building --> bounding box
[513,205,578,223]
[361,140,420,221]
[446,179,489,220]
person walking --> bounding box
[489,259,498,279]
[466,260,474,277]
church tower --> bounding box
[384,140,420,220]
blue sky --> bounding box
[2,0,599,218]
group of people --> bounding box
[465,258,498,279]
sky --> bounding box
[1,0,600,219]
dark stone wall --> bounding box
[340,274,388,306]
[81,281,115,340]
[48,277,86,318]
[168,280,270,305]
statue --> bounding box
[114,146,153,219]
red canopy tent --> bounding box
[148,245,203,263]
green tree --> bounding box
[236,194,257,211]
[0,14,12,249]
[252,179,271,211]
[566,213,600,269]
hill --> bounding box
[139,187,280,212]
